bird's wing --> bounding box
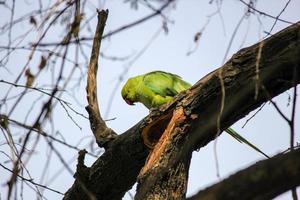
[143,71,178,97]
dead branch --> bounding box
[85,9,117,149]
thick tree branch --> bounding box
[135,21,300,199]
[85,9,117,148]
[187,148,300,200]
[186,21,300,151]
[64,22,300,200]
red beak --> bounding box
[125,98,135,106]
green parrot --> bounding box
[121,71,269,158]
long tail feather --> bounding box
[225,128,270,158]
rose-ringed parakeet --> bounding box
[121,71,269,158]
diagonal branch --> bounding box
[187,148,300,200]
[85,9,117,149]
[64,21,300,200]
[135,21,300,199]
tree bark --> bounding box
[187,148,300,200]
[64,21,300,200]
[135,108,192,200]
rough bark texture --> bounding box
[187,148,300,200]
[135,21,300,199]
[63,123,149,200]
[64,21,300,200]
[136,108,192,200]
[185,21,300,151]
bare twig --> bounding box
[266,0,291,35]
[85,9,117,149]
[239,0,293,24]
[0,163,64,195]
[36,0,175,47]
[269,99,290,122]
[104,26,163,117]
[290,59,298,200]
[290,66,298,151]
[242,102,266,128]
[222,13,246,64]
[0,80,67,103]
[6,116,97,157]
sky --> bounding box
[0,0,299,199]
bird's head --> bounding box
[121,78,137,106]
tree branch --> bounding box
[85,9,117,149]
[64,21,300,200]
[135,21,300,199]
[187,148,300,200]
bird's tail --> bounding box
[225,127,270,158]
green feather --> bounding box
[143,71,191,98]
